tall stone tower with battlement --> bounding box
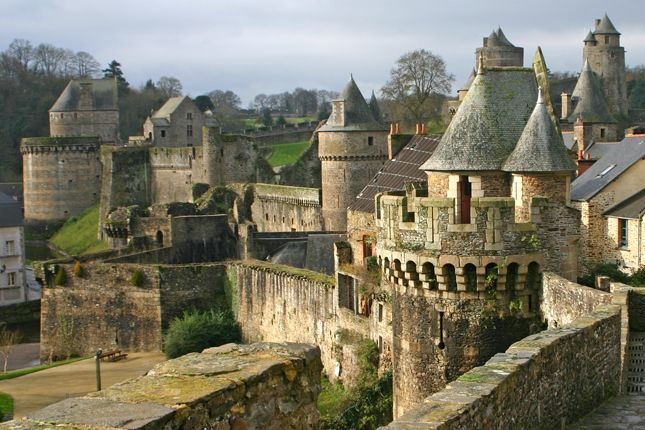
[376,64,579,417]
[317,77,389,232]
[582,14,628,117]
[475,27,523,68]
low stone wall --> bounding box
[4,343,322,430]
[383,303,621,429]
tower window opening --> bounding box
[368,136,374,146]
[161,130,166,138]
[464,264,477,292]
[600,128,606,138]
[458,175,472,224]
[438,311,445,350]
[619,218,628,248]
[605,35,609,44]
[485,263,498,291]
[443,264,457,291]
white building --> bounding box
[0,192,27,306]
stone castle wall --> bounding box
[6,343,322,430]
[49,110,119,143]
[384,274,622,429]
[21,137,101,223]
[250,183,323,232]
[149,146,200,203]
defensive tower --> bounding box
[317,77,388,231]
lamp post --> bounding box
[95,349,102,391]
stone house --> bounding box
[143,96,217,147]
[603,188,645,271]
[0,193,27,306]
[571,134,645,271]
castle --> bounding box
[14,14,645,429]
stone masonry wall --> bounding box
[149,146,196,203]
[5,343,322,430]
[250,183,323,232]
[383,302,621,429]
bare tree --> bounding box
[156,76,183,98]
[0,324,22,372]
[381,49,454,124]
[33,43,68,76]
[72,51,101,78]
[7,39,33,71]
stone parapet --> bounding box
[20,136,100,154]
[4,343,322,430]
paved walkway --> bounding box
[569,395,645,429]
[4,343,40,371]
[0,351,166,418]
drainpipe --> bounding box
[639,210,643,267]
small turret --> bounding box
[368,90,382,123]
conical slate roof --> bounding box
[50,78,118,112]
[503,90,576,173]
[459,69,477,92]
[318,77,386,132]
[584,30,596,43]
[568,60,615,123]
[495,27,514,47]
[421,67,537,172]
[595,14,620,35]
[369,91,382,122]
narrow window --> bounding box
[605,35,609,44]
[5,240,14,255]
[506,263,519,294]
[464,264,477,292]
[378,335,383,352]
[600,128,606,138]
[619,219,629,248]
[161,130,166,138]
[368,136,374,146]
[187,124,193,137]
[7,272,16,286]
[458,175,472,224]
[265,213,269,221]
[378,303,383,322]
[443,264,457,291]
[485,263,498,291]
[438,311,445,349]
[156,230,164,246]
[186,112,193,120]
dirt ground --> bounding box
[0,349,166,418]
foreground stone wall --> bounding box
[383,302,622,429]
[5,343,322,430]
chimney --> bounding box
[595,19,601,29]
[561,93,572,120]
[395,123,400,134]
[574,116,593,152]
[390,123,395,135]
[576,151,596,176]
[79,82,94,110]
[415,123,420,134]
[421,123,426,135]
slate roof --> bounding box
[584,30,596,43]
[318,77,387,132]
[152,96,186,120]
[603,188,645,219]
[595,14,620,35]
[571,135,645,201]
[50,78,117,112]
[484,28,515,48]
[369,91,382,122]
[459,69,476,92]
[503,91,576,173]
[350,135,440,213]
[0,192,22,227]
[421,67,537,172]
[568,61,614,124]
[495,28,514,47]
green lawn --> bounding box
[0,356,87,381]
[49,205,109,256]
[0,392,12,420]
[265,140,310,167]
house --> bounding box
[603,188,645,271]
[0,193,27,306]
[143,96,217,147]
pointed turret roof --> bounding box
[485,30,501,47]
[503,90,576,173]
[584,30,596,43]
[421,67,537,172]
[568,60,615,123]
[50,78,118,112]
[459,69,477,92]
[318,76,386,132]
[594,14,620,35]
[369,91,382,122]
[495,27,514,47]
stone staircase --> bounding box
[627,331,645,394]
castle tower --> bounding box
[49,78,119,143]
[317,77,388,231]
[582,14,628,116]
[475,27,524,68]
[376,63,579,417]
[568,60,618,142]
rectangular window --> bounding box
[378,303,383,322]
[368,136,374,146]
[187,124,193,137]
[7,272,16,286]
[160,130,166,138]
[619,218,628,248]
[186,112,193,120]
[600,128,606,138]
[5,240,14,255]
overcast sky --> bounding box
[1,0,643,105]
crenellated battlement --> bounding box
[20,136,99,154]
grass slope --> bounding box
[49,205,108,256]
[0,392,12,420]
[265,140,310,167]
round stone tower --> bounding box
[317,77,388,231]
[377,65,579,417]
[21,136,101,223]
[475,27,523,68]
[582,14,627,116]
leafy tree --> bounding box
[275,114,287,126]
[103,60,129,94]
[381,49,454,124]
[258,107,273,126]
[163,307,240,359]
[208,89,241,111]
[156,76,183,99]
[193,95,214,111]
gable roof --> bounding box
[571,135,645,201]
[595,14,620,35]
[604,188,645,219]
[318,77,386,132]
[350,135,440,213]
[503,91,576,173]
[568,60,614,124]
[421,67,537,172]
[152,96,187,119]
[50,78,117,112]
[0,192,22,227]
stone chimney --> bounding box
[574,116,593,152]
[561,93,572,120]
[79,82,94,110]
[595,18,601,29]
[577,151,595,176]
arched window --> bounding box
[405,261,418,281]
[526,262,541,289]
[393,259,402,272]
[156,230,164,246]
[383,258,390,272]
[421,262,436,288]
[464,264,477,292]
[443,264,457,291]
[506,263,519,295]
[485,263,498,291]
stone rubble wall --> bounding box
[3,343,322,430]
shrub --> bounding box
[54,268,67,286]
[578,262,631,287]
[72,261,84,278]
[163,307,240,359]
[130,270,144,287]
